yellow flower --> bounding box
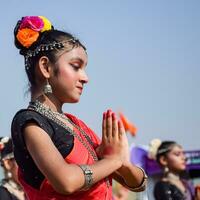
[39,16,52,32]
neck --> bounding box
[31,93,63,113]
[166,171,180,181]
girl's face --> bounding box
[165,145,186,173]
[50,46,88,103]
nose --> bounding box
[80,70,89,84]
[182,154,187,162]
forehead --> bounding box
[169,145,183,153]
[60,46,88,62]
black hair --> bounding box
[156,141,178,164]
[0,137,13,163]
[14,17,86,92]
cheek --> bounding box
[168,157,185,169]
[168,157,179,164]
[58,67,76,83]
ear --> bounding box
[2,159,12,171]
[159,155,168,167]
[38,56,52,79]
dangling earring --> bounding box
[43,79,52,94]
[6,171,12,179]
[164,166,169,175]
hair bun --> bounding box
[148,138,162,160]
[14,16,53,51]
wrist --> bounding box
[117,161,132,173]
[122,160,132,168]
[104,157,122,169]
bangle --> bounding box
[78,164,93,190]
[123,166,148,192]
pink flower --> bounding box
[20,16,44,32]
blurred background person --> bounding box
[152,140,200,200]
[0,136,26,200]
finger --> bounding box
[106,109,112,140]
[118,120,126,139]
[112,112,118,138]
[102,112,107,140]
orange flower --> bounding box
[119,112,137,136]
[16,28,39,48]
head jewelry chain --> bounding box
[25,38,82,70]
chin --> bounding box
[66,98,80,103]
[177,166,186,172]
[61,95,81,103]
[181,166,186,171]
[71,99,80,103]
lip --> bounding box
[181,162,186,167]
[76,86,83,93]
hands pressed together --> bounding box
[96,109,130,167]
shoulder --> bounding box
[182,179,195,196]
[154,181,171,191]
[154,181,173,199]
[12,109,47,128]
[11,109,54,148]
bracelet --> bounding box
[78,164,93,190]
[123,166,148,192]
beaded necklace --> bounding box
[28,100,110,188]
[29,100,98,161]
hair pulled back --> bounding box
[156,141,178,164]
[13,16,86,92]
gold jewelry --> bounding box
[123,166,147,192]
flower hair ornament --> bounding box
[16,16,52,48]
[15,16,85,70]
[148,138,162,160]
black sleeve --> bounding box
[0,186,15,200]
[11,109,74,189]
[11,109,54,189]
[11,109,54,150]
[154,182,173,200]
[12,109,74,158]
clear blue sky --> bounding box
[0,0,200,150]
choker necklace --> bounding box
[166,172,180,181]
[29,100,98,161]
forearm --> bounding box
[58,157,122,194]
[90,157,122,184]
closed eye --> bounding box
[70,63,81,71]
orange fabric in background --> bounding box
[119,112,137,136]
